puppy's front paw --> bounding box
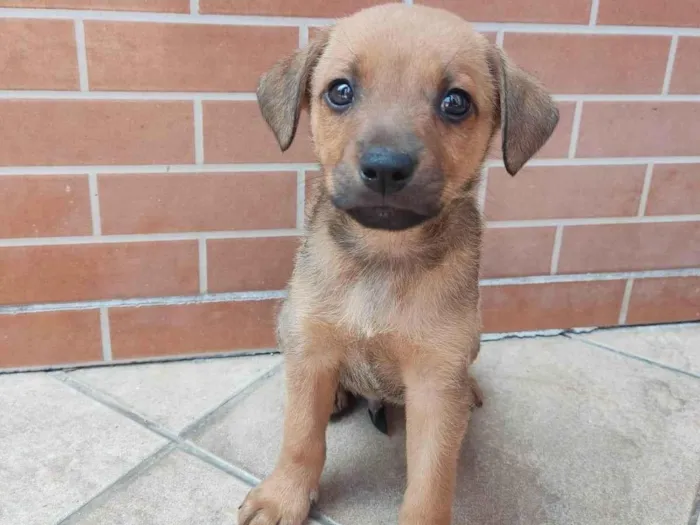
[238,470,317,525]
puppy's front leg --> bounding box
[399,373,474,525]
[239,350,338,525]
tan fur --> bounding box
[240,4,558,524]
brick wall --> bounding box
[0,0,698,369]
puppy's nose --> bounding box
[359,147,416,195]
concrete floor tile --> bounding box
[0,374,166,525]
[192,336,700,525]
[70,354,281,433]
[574,323,700,377]
[66,449,323,525]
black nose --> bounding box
[359,147,417,195]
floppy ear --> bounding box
[489,47,559,175]
[256,29,330,151]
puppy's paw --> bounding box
[330,385,357,421]
[238,471,317,525]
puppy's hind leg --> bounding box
[468,373,484,408]
[330,384,358,421]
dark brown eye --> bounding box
[440,89,472,121]
[326,79,354,110]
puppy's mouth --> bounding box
[346,206,431,231]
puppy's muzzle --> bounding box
[359,146,416,195]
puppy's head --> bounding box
[257,4,558,232]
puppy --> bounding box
[239,4,558,524]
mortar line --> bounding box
[617,278,634,324]
[73,19,89,92]
[87,172,102,235]
[549,225,564,274]
[588,0,600,25]
[566,334,700,380]
[193,98,204,164]
[0,348,281,375]
[496,30,505,47]
[568,101,584,158]
[99,307,112,361]
[299,23,309,47]
[198,237,208,293]
[662,36,679,95]
[297,169,306,229]
[189,0,199,15]
[637,163,654,216]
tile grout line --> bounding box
[588,0,600,25]
[189,0,199,15]
[193,98,204,164]
[662,35,679,95]
[637,163,654,216]
[87,172,102,235]
[565,334,700,380]
[568,101,584,159]
[549,225,564,274]
[73,19,89,92]
[687,478,700,525]
[99,307,112,361]
[55,443,176,525]
[617,278,634,324]
[198,237,208,294]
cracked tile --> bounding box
[573,323,700,377]
[191,336,700,525]
[0,374,166,525]
[70,354,281,433]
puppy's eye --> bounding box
[440,89,473,121]
[325,79,354,111]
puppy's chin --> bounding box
[346,206,431,231]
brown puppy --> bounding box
[239,4,558,524]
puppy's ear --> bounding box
[256,29,330,151]
[489,47,559,175]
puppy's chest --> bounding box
[334,274,428,339]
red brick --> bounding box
[627,277,700,325]
[99,173,297,234]
[645,164,700,216]
[0,0,189,12]
[0,101,194,166]
[481,280,626,333]
[109,300,279,358]
[670,37,700,95]
[0,176,91,238]
[0,20,78,90]
[503,34,670,94]
[208,237,299,292]
[201,0,391,17]
[577,102,700,158]
[204,101,314,163]
[597,0,700,28]
[481,227,556,278]
[0,242,198,305]
[86,23,297,92]
[558,222,700,274]
[419,0,592,23]
[485,165,646,221]
[490,102,574,160]
[0,310,101,368]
